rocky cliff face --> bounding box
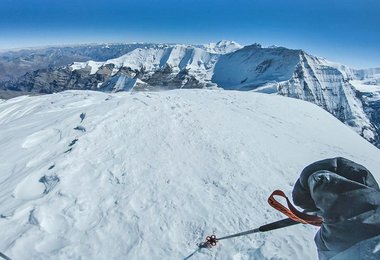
[349,71,380,148]
[3,65,110,93]
[277,52,376,145]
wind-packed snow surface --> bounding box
[0,90,379,259]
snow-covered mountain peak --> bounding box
[201,40,243,54]
[243,43,263,49]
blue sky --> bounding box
[0,0,379,68]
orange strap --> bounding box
[268,190,323,226]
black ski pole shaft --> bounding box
[258,218,300,232]
[0,252,11,260]
[218,218,299,241]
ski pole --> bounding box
[183,218,301,259]
[184,190,323,259]
[0,252,11,260]
[200,218,300,248]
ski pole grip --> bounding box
[258,218,300,232]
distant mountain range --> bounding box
[0,40,379,148]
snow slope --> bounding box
[0,90,379,259]
[212,45,301,89]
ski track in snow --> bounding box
[0,89,379,259]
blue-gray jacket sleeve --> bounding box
[292,157,380,259]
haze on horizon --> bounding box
[0,0,379,69]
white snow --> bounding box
[201,40,243,54]
[353,68,380,82]
[113,76,136,92]
[70,61,103,75]
[350,79,380,93]
[0,90,379,259]
[212,45,301,89]
[103,45,218,80]
[374,242,380,253]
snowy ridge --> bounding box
[69,44,220,90]
[4,42,380,147]
[100,76,148,92]
[0,90,379,259]
[71,61,104,75]
[104,45,218,77]
[67,40,243,89]
[353,68,380,82]
[199,40,243,54]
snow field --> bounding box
[0,89,379,259]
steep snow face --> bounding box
[212,44,301,90]
[104,45,218,77]
[100,76,148,92]
[0,90,379,259]
[200,40,243,54]
[350,70,380,147]
[103,47,166,72]
[278,52,376,143]
[70,61,103,75]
